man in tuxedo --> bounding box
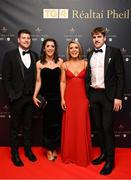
[2,29,38,166]
[85,27,124,175]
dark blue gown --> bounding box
[39,67,62,150]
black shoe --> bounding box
[11,153,24,167]
[100,161,114,175]
[25,149,37,162]
[92,153,106,165]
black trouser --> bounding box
[89,89,115,162]
[10,95,33,150]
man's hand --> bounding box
[113,99,122,111]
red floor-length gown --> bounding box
[61,68,92,166]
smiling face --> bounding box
[18,33,31,50]
[44,41,55,58]
[69,42,80,59]
[92,32,106,49]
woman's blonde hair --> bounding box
[66,40,83,60]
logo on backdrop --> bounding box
[0,104,10,119]
[43,9,130,19]
[115,124,131,138]
[31,27,49,42]
[0,26,15,41]
[64,27,83,42]
[0,26,8,34]
[43,9,69,19]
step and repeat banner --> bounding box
[0,0,131,147]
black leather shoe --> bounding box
[92,154,106,165]
[11,153,24,167]
[25,149,37,162]
[100,161,114,175]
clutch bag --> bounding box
[37,94,47,109]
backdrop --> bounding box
[0,0,131,147]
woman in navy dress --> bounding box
[33,38,63,160]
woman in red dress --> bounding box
[60,40,92,166]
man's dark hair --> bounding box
[18,29,31,37]
[91,27,106,37]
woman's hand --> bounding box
[61,99,66,111]
[33,96,41,107]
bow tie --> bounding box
[93,49,103,53]
[22,50,30,55]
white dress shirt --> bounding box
[90,44,106,89]
[19,47,31,69]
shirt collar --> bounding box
[99,43,106,52]
[18,46,30,55]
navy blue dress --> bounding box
[39,67,62,150]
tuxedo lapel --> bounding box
[88,50,94,61]
[30,51,36,76]
[85,50,94,90]
[16,50,24,78]
[104,46,112,77]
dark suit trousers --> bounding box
[10,95,34,148]
[89,88,115,162]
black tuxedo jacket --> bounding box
[85,46,125,101]
[2,48,39,102]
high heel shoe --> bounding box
[52,150,57,159]
[47,150,55,161]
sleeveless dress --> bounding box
[39,67,62,150]
[61,68,92,166]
